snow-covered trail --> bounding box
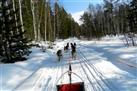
[77,44,137,91]
[1,38,137,91]
[13,49,71,91]
[12,43,137,91]
[80,43,137,75]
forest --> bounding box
[0,0,137,63]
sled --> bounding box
[57,82,85,91]
[56,63,85,91]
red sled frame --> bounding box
[56,71,85,91]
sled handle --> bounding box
[56,71,84,84]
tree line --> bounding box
[0,0,136,63]
[79,0,137,46]
[0,0,79,63]
[15,0,79,41]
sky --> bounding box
[58,0,103,13]
[57,0,104,24]
[50,0,129,24]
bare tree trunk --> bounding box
[48,7,53,47]
[30,0,37,41]
[130,33,136,46]
[124,33,129,46]
[37,15,42,41]
[45,2,47,43]
[54,7,56,41]
[12,0,18,32]
[18,0,24,32]
[49,13,52,41]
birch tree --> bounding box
[18,0,24,32]
[30,0,37,41]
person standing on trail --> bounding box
[71,43,76,59]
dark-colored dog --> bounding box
[71,43,76,59]
[56,50,62,61]
[74,43,76,47]
[64,43,69,51]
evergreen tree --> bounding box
[128,0,137,34]
[127,0,137,46]
[0,0,30,63]
[0,3,4,59]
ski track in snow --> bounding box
[77,49,116,91]
[13,50,70,91]
[1,39,137,91]
[77,43,137,91]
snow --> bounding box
[0,36,137,91]
[0,47,51,90]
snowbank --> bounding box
[0,47,50,90]
[80,36,137,68]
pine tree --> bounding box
[0,3,4,60]
[128,0,137,34]
[127,0,137,46]
[0,0,30,63]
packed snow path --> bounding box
[12,47,137,91]
[1,39,137,91]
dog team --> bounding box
[56,42,76,61]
